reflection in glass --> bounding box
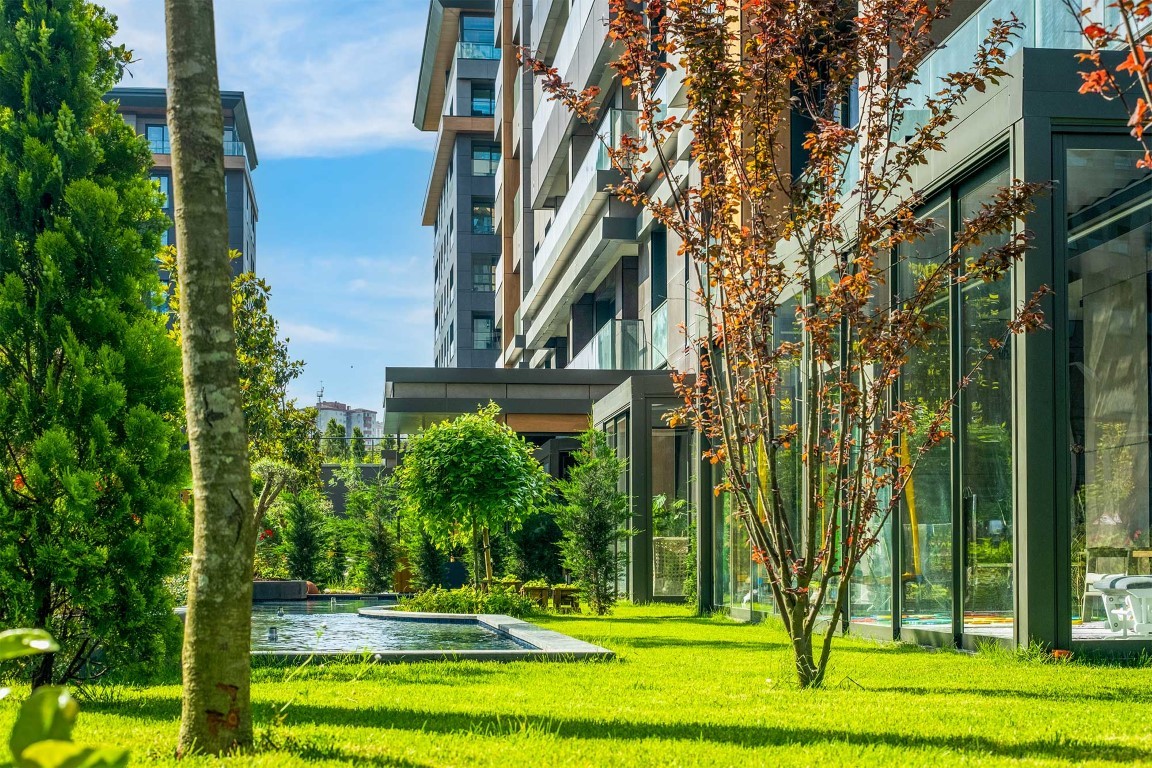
[605,414,631,599]
[1067,146,1152,640]
[960,164,1015,634]
[650,402,694,597]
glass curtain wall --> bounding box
[1066,143,1152,641]
[847,155,1016,639]
[959,165,1015,635]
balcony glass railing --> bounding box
[901,1,1087,135]
[568,320,645,370]
[148,138,170,154]
[223,140,247,158]
[650,300,669,368]
[596,109,641,171]
[840,1,1089,195]
[456,41,500,60]
[473,330,500,350]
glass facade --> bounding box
[1066,143,1152,640]
[604,413,631,599]
[649,402,694,598]
[841,156,1016,639]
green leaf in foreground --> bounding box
[10,687,78,762]
[0,630,59,663]
[17,740,128,768]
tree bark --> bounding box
[166,0,257,755]
[482,527,494,584]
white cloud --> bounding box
[279,321,344,345]
[103,0,431,159]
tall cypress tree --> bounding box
[0,0,189,687]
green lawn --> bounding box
[3,605,1151,767]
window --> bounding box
[471,81,495,116]
[150,175,170,209]
[473,255,497,291]
[650,228,668,306]
[472,142,500,177]
[472,315,497,350]
[460,14,493,43]
[145,124,169,154]
[471,199,495,234]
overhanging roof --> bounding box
[413,0,494,132]
[383,366,648,434]
[105,87,259,169]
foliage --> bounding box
[350,427,367,463]
[281,490,328,583]
[333,463,400,593]
[526,0,1049,686]
[402,524,450,591]
[397,403,551,587]
[161,259,321,519]
[552,428,630,615]
[1069,0,1152,167]
[322,420,348,461]
[0,0,190,688]
[1,628,126,767]
[397,586,538,619]
[510,511,565,584]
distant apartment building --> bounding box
[107,88,259,276]
[317,401,383,445]
[414,1,502,368]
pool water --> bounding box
[250,600,524,653]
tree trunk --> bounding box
[482,527,493,584]
[789,601,823,689]
[166,0,257,755]
[471,520,481,590]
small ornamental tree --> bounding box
[351,426,367,463]
[526,0,1049,687]
[0,0,189,688]
[323,419,348,460]
[554,427,630,614]
[397,403,551,588]
[282,489,327,582]
[1067,0,1152,165]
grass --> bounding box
[3,604,1152,766]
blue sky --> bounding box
[102,1,435,412]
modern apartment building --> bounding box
[107,87,259,276]
[415,1,503,368]
[401,0,1152,654]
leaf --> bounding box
[0,630,59,662]
[17,741,128,768]
[10,687,78,761]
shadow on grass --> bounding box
[617,636,783,651]
[875,684,1152,705]
[95,695,1152,763]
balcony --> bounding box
[456,41,500,60]
[473,330,500,351]
[568,320,645,370]
[596,109,640,170]
[223,140,247,159]
[902,1,1086,134]
[149,136,249,162]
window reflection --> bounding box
[1067,146,1152,640]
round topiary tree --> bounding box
[397,403,550,588]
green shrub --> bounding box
[553,428,630,615]
[397,586,538,618]
[282,490,328,582]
